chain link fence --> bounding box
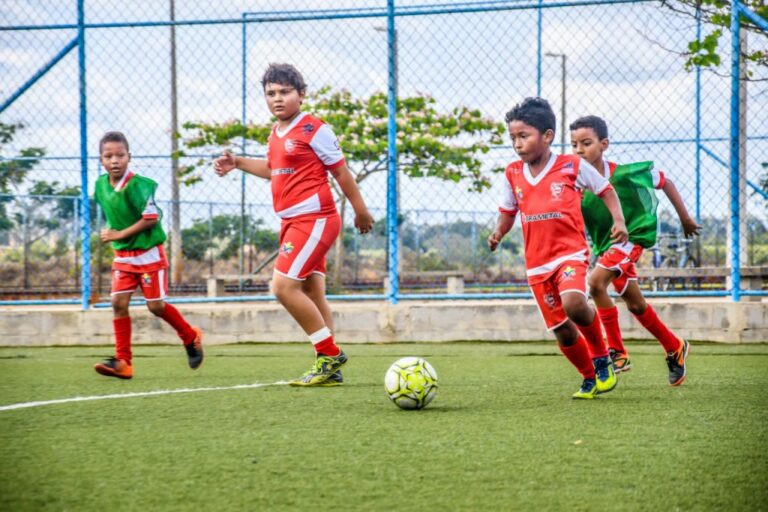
[1,0,766,303]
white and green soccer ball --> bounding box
[384,357,438,410]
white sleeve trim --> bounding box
[309,124,345,167]
[499,176,518,212]
[576,159,611,194]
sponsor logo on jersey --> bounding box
[284,139,296,153]
[543,292,556,309]
[302,123,315,134]
[550,182,564,200]
[515,186,523,200]
[562,162,573,169]
[522,212,563,223]
[562,266,576,280]
[271,168,295,176]
[281,241,294,255]
[142,273,152,285]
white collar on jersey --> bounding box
[602,158,611,179]
[113,171,134,192]
[523,152,558,186]
[274,112,308,139]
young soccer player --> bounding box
[570,115,700,386]
[93,131,203,380]
[213,63,374,386]
[488,98,628,399]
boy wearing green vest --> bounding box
[93,131,203,379]
[571,116,700,386]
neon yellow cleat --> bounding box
[594,356,618,394]
[572,378,597,399]
[289,351,348,387]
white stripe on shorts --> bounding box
[287,218,327,279]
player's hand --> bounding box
[487,231,503,252]
[100,228,120,242]
[681,216,702,238]
[213,151,238,177]
[610,220,629,244]
[354,209,374,234]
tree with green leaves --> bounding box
[663,0,767,74]
[180,87,505,288]
[0,122,45,234]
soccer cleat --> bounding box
[666,339,690,386]
[94,357,133,380]
[594,356,618,394]
[609,347,633,374]
[572,378,598,399]
[289,351,348,387]
[317,370,344,387]
[185,327,204,370]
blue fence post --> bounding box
[695,7,701,224]
[78,0,91,310]
[729,0,741,302]
[536,0,543,96]
[386,0,399,304]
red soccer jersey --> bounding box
[499,153,612,283]
[267,112,345,220]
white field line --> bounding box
[0,381,289,412]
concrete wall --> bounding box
[1,298,766,346]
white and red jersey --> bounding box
[267,112,345,220]
[499,153,612,283]
[604,159,665,189]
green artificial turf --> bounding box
[0,342,766,511]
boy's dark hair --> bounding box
[569,115,608,140]
[99,131,130,153]
[261,63,307,93]
[504,97,556,134]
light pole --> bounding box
[545,52,567,154]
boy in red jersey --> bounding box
[93,131,203,380]
[570,115,700,386]
[488,98,628,399]
[213,64,374,386]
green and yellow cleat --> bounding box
[572,378,598,399]
[594,355,618,394]
[317,370,343,387]
[289,351,348,387]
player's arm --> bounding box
[660,177,701,238]
[488,212,516,252]
[100,217,158,243]
[213,151,270,180]
[578,159,628,243]
[489,174,517,251]
[330,163,374,234]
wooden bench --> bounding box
[638,266,767,299]
[205,274,269,297]
[385,271,468,294]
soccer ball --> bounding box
[384,357,438,410]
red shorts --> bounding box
[111,268,167,301]
[274,215,341,280]
[529,260,589,331]
[596,242,643,295]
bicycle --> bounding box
[650,233,699,291]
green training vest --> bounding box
[581,161,659,257]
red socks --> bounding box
[634,305,682,354]
[113,316,132,364]
[309,327,340,357]
[559,336,596,379]
[158,303,197,345]
[576,311,609,359]
[598,306,625,354]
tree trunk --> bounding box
[332,196,347,292]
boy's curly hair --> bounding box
[504,97,556,135]
[260,63,307,93]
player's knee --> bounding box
[111,297,129,316]
[626,299,647,316]
[146,300,166,316]
[562,295,590,323]
[272,278,296,303]
[588,275,608,297]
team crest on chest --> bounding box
[284,139,296,153]
[550,182,564,200]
